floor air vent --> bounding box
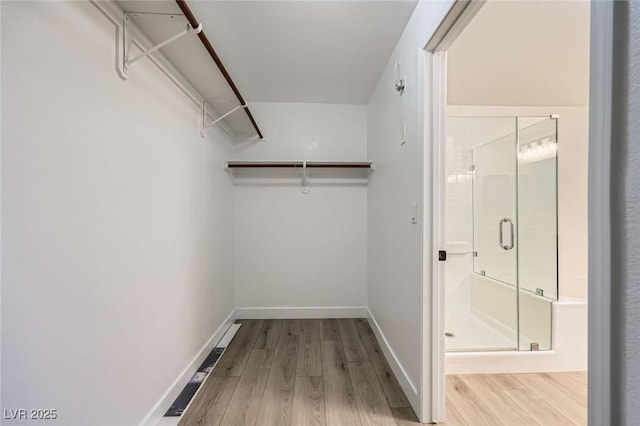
[164,323,241,418]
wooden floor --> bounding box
[446,371,587,425]
[178,318,587,426]
[179,318,415,426]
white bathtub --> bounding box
[445,295,588,374]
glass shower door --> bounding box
[471,130,519,350]
[473,134,518,285]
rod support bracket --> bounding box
[119,12,201,77]
[201,101,242,138]
[301,161,310,194]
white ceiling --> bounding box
[187,1,418,104]
[447,0,590,107]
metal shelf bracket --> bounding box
[301,161,310,194]
[118,12,202,79]
[200,101,244,138]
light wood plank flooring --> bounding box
[179,318,411,426]
[179,318,587,425]
[445,371,588,426]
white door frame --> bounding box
[421,1,614,424]
[420,1,485,422]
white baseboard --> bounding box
[139,309,237,426]
[234,306,368,319]
[366,309,419,412]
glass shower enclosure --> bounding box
[445,116,558,352]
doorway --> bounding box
[423,0,592,423]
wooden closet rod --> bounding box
[226,161,374,169]
[175,0,264,139]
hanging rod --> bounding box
[175,0,264,140]
[225,161,374,169]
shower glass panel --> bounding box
[517,117,558,351]
[444,115,557,353]
[517,117,558,300]
[472,133,518,286]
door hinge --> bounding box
[438,250,447,261]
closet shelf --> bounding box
[225,161,373,193]
[224,161,374,169]
[174,0,263,139]
[100,0,264,140]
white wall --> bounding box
[229,103,367,161]
[232,103,368,310]
[367,0,450,417]
[447,0,590,107]
[1,2,234,425]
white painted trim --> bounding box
[418,46,432,426]
[430,50,447,424]
[422,1,486,423]
[587,2,613,425]
[366,309,419,411]
[234,306,368,319]
[419,0,455,51]
[139,309,237,426]
[425,0,486,52]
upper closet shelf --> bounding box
[95,0,263,141]
[224,161,374,193]
[225,161,374,169]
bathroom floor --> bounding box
[446,371,587,425]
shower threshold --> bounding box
[446,304,517,352]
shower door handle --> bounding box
[499,218,515,250]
